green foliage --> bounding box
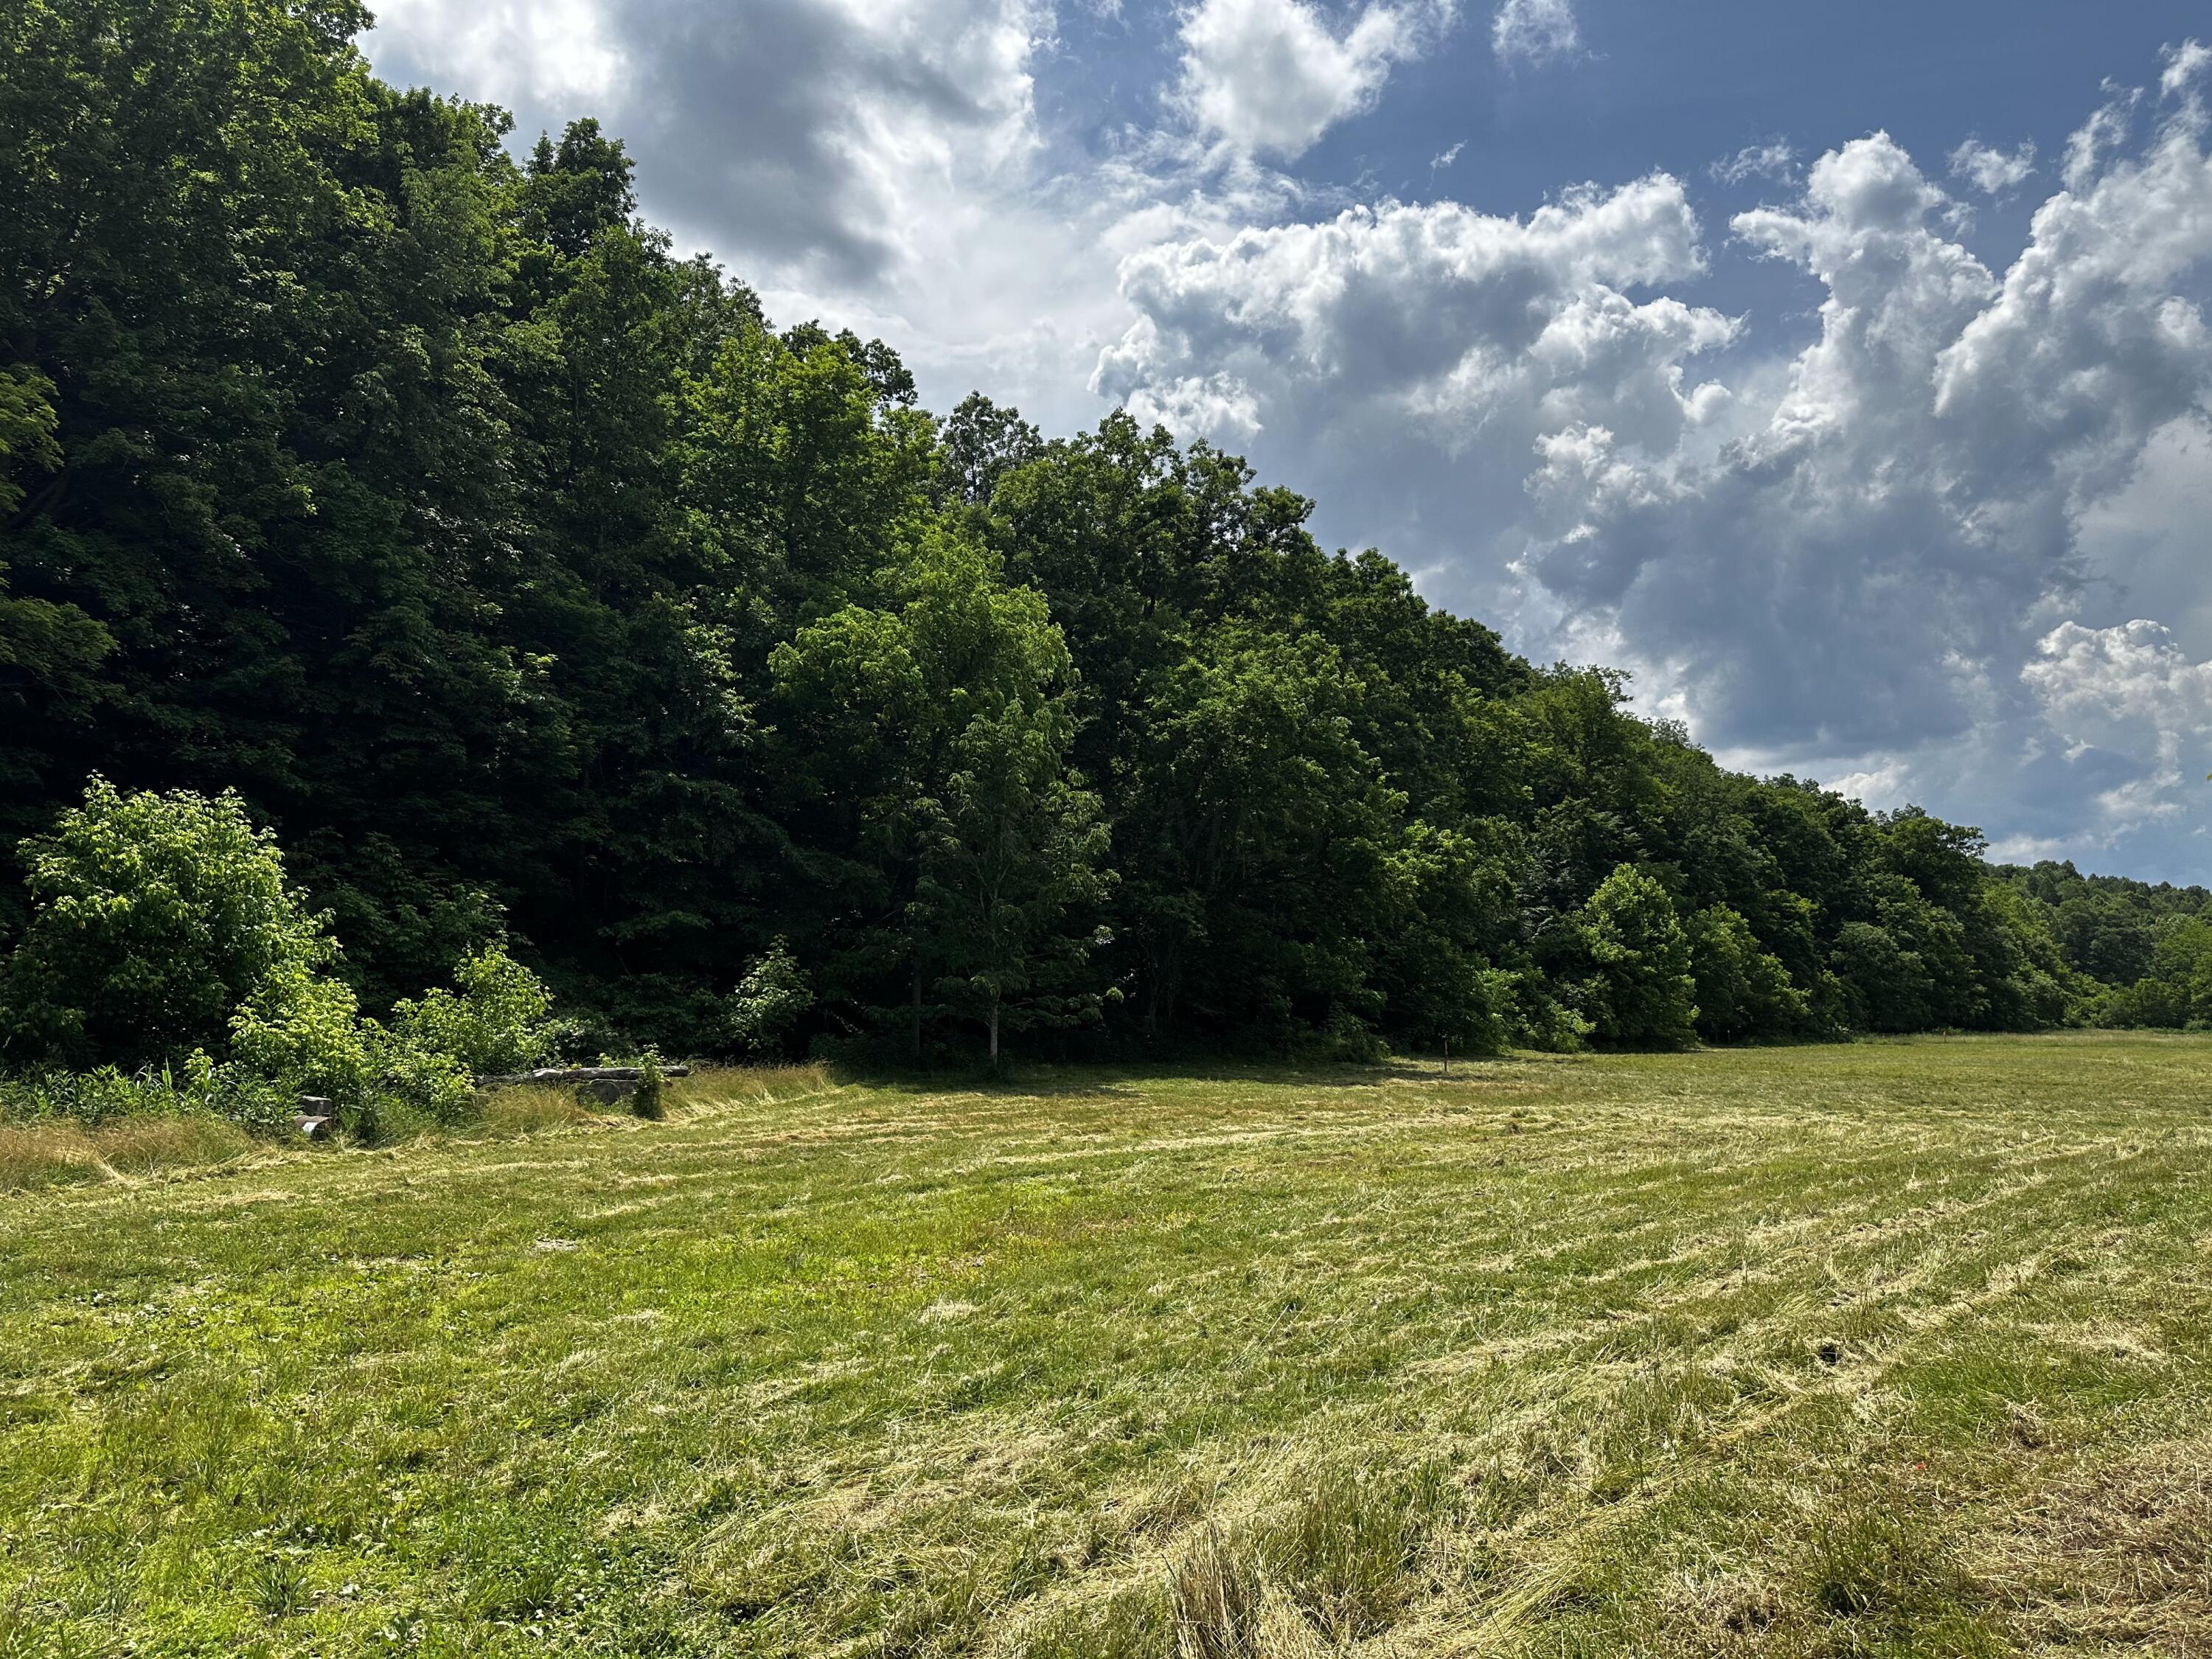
[726,939,814,1056]
[227,967,376,1109]
[0,1063,196,1127]
[366,1035,476,1128]
[2088,917,2212,1029]
[1687,904,1807,1042]
[630,1047,667,1119]
[1576,866,1700,1048]
[1998,859,2211,1028]
[387,947,563,1079]
[770,527,1110,1062]
[0,779,339,1070]
[0,363,58,515]
[1374,822,1514,1054]
[0,785,578,1131]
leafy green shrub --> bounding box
[629,1048,667,1119]
[0,790,589,1139]
[370,1037,476,1125]
[0,779,339,1070]
[228,966,375,1108]
[388,947,563,1078]
[725,939,813,1056]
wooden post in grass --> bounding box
[1443,1036,1450,1077]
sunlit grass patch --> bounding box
[0,1110,255,1192]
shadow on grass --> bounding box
[801,1043,1598,1109]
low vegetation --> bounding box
[5,1035,2211,1654]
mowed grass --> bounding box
[4,1037,2212,1656]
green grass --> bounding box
[4,1035,2212,1655]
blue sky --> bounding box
[365,0,2212,884]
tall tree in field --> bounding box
[1117,627,1402,1046]
[912,695,1110,1066]
[1577,864,1699,1048]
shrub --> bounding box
[228,965,376,1107]
[388,946,562,1078]
[371,1037,476,1125]
[629,1048,667,1119]
[0,779,338,1070]
[725,939,813,1056]
[0,790,580,1138]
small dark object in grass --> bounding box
[1814,1338,1844,1367]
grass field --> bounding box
[4,1036,2212,1656]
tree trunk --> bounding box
[988,998,1001,1070]
[911,959,923,1065]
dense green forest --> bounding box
[1,1,2207,1102]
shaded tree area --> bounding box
[1992,861,2212,1031]
[0,1,2192,1072]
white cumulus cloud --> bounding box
[1947,137,2035,194]
[2024,621,2212,837]
[1093,175,1730,464]
[1173,0,1457,161]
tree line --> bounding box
[1,0,2205,1085]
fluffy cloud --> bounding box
[1491,0,1579,67]
[1094,175,1726,439]
[1173,0,1456,160]
[1947,137,2035,194]
[2023,621,2212,839]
